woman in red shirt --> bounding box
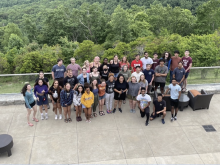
[120,56,130,70]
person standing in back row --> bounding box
[170,50,182,83]
[173,62,185,88]
[182,50,192,92]
[131,54,143,73]
[66,58,82,77]
[141,52,153,70]
[52,58,66,88]
[110,55,120,80]
[151,53,159,70]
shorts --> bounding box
[170,99,179,108]
[56,77,64,88]
[178,82,183,87]
[82,104,91,109]
[155,82,165,88]
[127,94,137,101]
[114,73,119,78]
[25,101,36,109]
[37,95,48,106]
[150,111,163,119]
[185,72,189,79]
[99,94,106,100]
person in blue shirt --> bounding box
[21,83,39,127]
[164,79,181,122]
[160,52,172,71]
[143,64,155,94]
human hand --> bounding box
[37,97,39,101]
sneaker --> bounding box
[55,115,58,120]
[59,114,62,120]
[161,119,165,124]
[113,108,116,113]
[118,108,122,113]
[86,119,89,122]
[130,109,133,113]
[41,114,44,120]
[45,114,48,120]
[88,119,91,123]
[145,122,149,126]
[76,117,79,122]
[171,117,174,122]
[78,116,82,121]
[132,109,136,113]
[174,116,177,120]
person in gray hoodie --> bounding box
[127,76,141,113]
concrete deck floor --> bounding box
[0,94,220,164]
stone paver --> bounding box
[0,94,220,164]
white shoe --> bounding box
[174,116,177,120]
[55,115,58,120]
[59,114,62,120]
[171,117,174,122]
[41,114,44,120]
[45,114,48,120]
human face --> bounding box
[136,67,140,72]
[141,90,146,95]
[54,81,59,87]
[58,60,63,66]
[119,76,124,83]
[104,59,108,64]
[136,55,140,60]
[27,85,31,90]
[94,57,99,63]
[131,77,136,83]
[174,53,179,57]
[123,65,128,72]
[103,66,108,70]
[39,72,44,78]
[114,56,118,61]
[158,96,162,102]
[153,54,158,59]
[86,61,89,66]
[140,75,145,81]
[86,87,90,93]
[109,76,114,82]
[78,86,83,93]
[93,68,98,72]
[71,59,76,64]
[122,57,127,62]
[146,65,151,70]
[185,51,190,57]
[165,53,169,59]
[82,69,87,74]
[66,84,71,90]
[144,53,148,58]
[101,81,106,86]
[38,80,43,86]
[160,61,164,66]
[93,79,97,86]
[68,70,73,77]
[172,79,177,85]
[178,63,182,68]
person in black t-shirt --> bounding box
[63,69,78,90]
[100,65,109,81]
[150,93,166,124]
[99,58,110,72]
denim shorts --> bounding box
[37,95,48,106]
[185,72,189,79]
[114,73,119,78]
[99,94,106,100]
[82,104,92,109]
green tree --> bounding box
[8,34,24,50]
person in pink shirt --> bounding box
[182,50,192,92]
[120,56,130,70]
[66,58,82,77]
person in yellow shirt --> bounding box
[81,83,94,123]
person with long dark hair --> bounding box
[90,66,100,84]
[73,84,84,122]
[91,79,99,117]
[110,55,120,80]
[119,56,130,70]
[48,79,62,120]
[60,83,74,123]
[161,51,172,71]
[34,79,49,120]
[21,84,39,127]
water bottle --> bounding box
[53,90,58,98]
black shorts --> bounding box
[155,82,165,88]
[150,111,163,119]
[25,101,36,109]
[140,107,150,118]
[170,99,179,108]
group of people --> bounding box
[21,50,192,127]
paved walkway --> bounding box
[0,94,220,164]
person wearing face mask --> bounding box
[100,65,109,81]
[77,67,90,86]
[99,58,110,72]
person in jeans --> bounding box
[137,87,151,126]
[170,50,182,83]
[164,79,181,122]
[21,83,38,127]
[182,50,192,92]
[150,93,166,124]
[143,64,154,94]
[154,59,168,94]
[91,79,99,118]
[105,73,115,114]
[73,84,84,122]
[66,57,82,77]
[127,76,141,113]
[98,79,106,116]
[173,62,185,87]
[52,58,66,88]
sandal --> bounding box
[91,114,93,118]
[102,111,105,115]
[64,119,68,123]
[32,118,39,122]
[68,118,72,122]
[99,111,103,116]
[93,113,97,117]
[28,122,34,127]
[123,100,126,104]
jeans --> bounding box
[92,94,99,112]
[170,71,173,83]
[105,93,114,110]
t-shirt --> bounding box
[143,69,154,84]
[131,60,143,72]
[139,81,148,88]
[35,77,49,83]
[168,84,181,100]
[152,59,159,70]
[66,64,82,77]
[171,56,182,71]
[153,100,166,112]
[173,67,185,82]
[114,81,129,91]
[119,70,131,81]
[49,86,60,99]
[63,76,78,89]
[155,65,168,83]
[119,62,130,69]
[100,71,109,81]
[136,94,151,109]
[182,56,192,73]
[164,59,169,67]
[131,72,144,82]
[141,57,153,70]
[52,65,66,79]
[106,80,115,94]
[98,84,106,96]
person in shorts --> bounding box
[150,93,166,124]
[173,62,185,88]
[137,87,151,126]
[182,50,192,92]
[52,58,66,88]
[164,79,181,122]
[154,59,168,94]
[98,79,106,116]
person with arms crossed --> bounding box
[131,54,143,73]
[164,79,181,122]
[141,52,153,70]
[173,62,185,88]
[66,58,82,77]
[52,58,66,88]
[170,50,182,83]
[182,50,192,92]
[150,93,166,124]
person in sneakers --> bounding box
[170,50,182,83]
[137,87,151,126]
[138,74,148,93]
[100,65,109,81]
[52,58,66,88]
[173,62,185,87]
[98,79,106,116]
[143,64,154,94]
[21,83,39,127]
[91,79,99,117]
[150,93,166,124]
[49,80,62,120]
[66,57,82,77]
[81,83,94,123]
[119,65,131,82]
[113,74,129,113]
[131,66,143,82]
[164,79,181,122]
[182,50,192,92]
[131,54,143,73]
[141,52,153,70]
[105,73,115,114]
[60,83,74,123]
[152,53,159,71]
[73,84,84,122]
[127,76,141,113]
[63,69,78,90]
[34,79,49,120]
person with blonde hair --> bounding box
[139,74,148,94]
[66,57,82,77]
[83,60,91,73]
[90,56,101,72]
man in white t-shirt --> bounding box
[137,87,151,126]
[131,66,143,82]
[141,52,153,70]
[164,79,181,122]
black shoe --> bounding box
[145,122,149,126]
[151,87,154,92]
[113,108,116,113]
[118,108,122,113]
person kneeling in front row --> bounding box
[150,93,166,124]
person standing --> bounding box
[99,58,110,72]
[105,73,115,114]
[141,52,153,70]
[113,74,129,113]
[48,80,62,120]
[143,64,154,94]
[109,55,120,79]
[60,83,74,123]
[139,74,148,93]
[154,59,168,94]
[52,58,66,88]
[182,50,192,92]
[137,87,151,126]
[119,65,131,82]
[131,54,143,73]
[98,79,106,116]
[63,69,78,90]
[77,67,90,86]
[73,84,84,122]
[91,79,99,117]
[173,62,185,87]
[161,52,172,71]
[83,60,91,73]
[152,53,159,70]
[119,56,130,70]
[90,56,101,72]
[66,58,82,77]
[21,84,38,127]
[170,50,182,83]
[131,66,143,82]
[90,67,100,84]
[127,76,141,113]
[100,65,109,81]
[164,79,181,122]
